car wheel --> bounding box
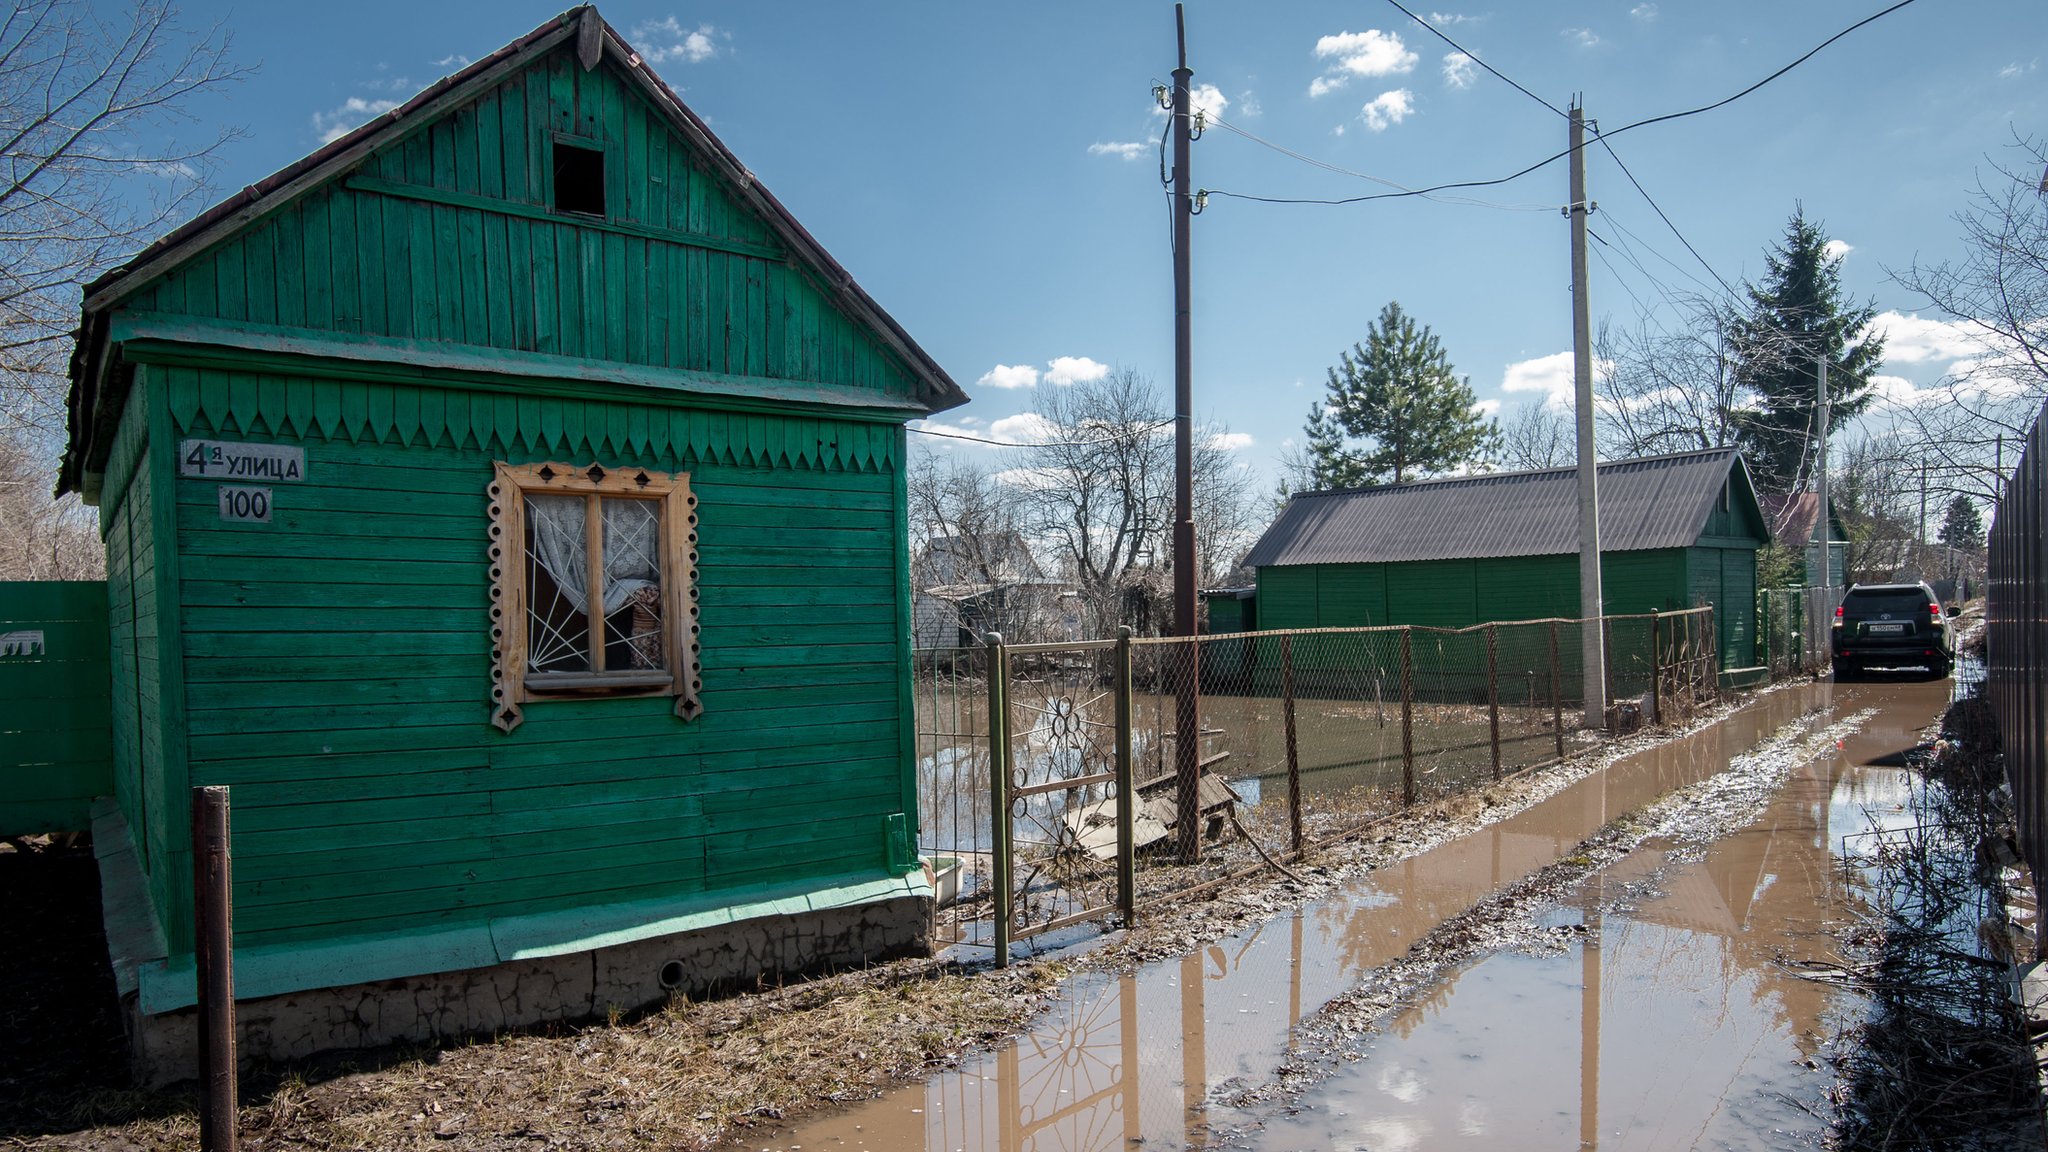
[1929,657,1952,681]
[1832,659,1853,681]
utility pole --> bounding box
[1169,3,1201,864]
[1812,355,1830,585]
[1567,98,1605,728]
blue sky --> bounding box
[164,0,2044,486]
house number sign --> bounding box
[217,486,272,523]
[178,439,305,482]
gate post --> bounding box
[1486,624,1501,781]
[1651,613,1664,726]
[1400,628,1416,806]
[1283,633,1301,852]
[1549,620,1565,758]
[985,632,1011,968]
[1114,627,1136,925]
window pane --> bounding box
[525,493,592,673]
[601,497,665,671]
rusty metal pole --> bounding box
[1549,620,1565,759]
[191,785,237,1152]
[986,633,1011,968]
[1282,633,1301,854]
[1486,624,1501,781]
[1399,628,1415,806]
[1115,627,1136,926]
[1169,3,1202,868]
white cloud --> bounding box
[1998,60,2037,79]
[1309,75,1349,98]
[1822,239,1853,263]
[1562,27,1601,48]
[1441,51,1475,89]
[1236,90,1262,118]
[1315,29,1418,81]
[1427,11,1479,25]
[1472,397,1502,417]
[1207,431,1254,451]
[976,364,1041,390]
[1630,3,1658,19]
[632,16,725,64]
[1360,89,1414,132]
[1502,351,1608,409]
[1869,311,1985,364]
[1044,356,1110,387]
[432,53,472,69]
[1156,82,1229,123]
[1088,141,1146,160]
[312,96,402,144]
[989,413,1057,444]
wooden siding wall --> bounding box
[0,582,113,836]
[1255,550,1692,630]
[157,363,911,953]
[122,45,920,405]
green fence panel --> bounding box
[0,581,113,835]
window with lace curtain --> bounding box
[487,461,701,732]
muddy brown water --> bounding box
[755,676,1952,1151]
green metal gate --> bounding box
[0,581,112,836]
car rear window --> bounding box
[1844,590,1932,615]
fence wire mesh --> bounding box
[915,609,1719,955]
[1758,585,1842,678]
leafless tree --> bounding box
[1592,296,1748,460]
[1832,435,1923,584]
[1887,133,2048,507]
[0,0,246,441]
[1498,400,1574,471]
[0,431,100,577]
[1009,368,1259,636]
[907,447,1058,644]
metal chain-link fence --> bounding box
[915,608,1719,957]
[1758,585,1842,678]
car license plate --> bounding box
[1867,623,1905,634]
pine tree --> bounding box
[1304,301,1499,488]
[1729,208,1885,492]
[1937,494,1985,551]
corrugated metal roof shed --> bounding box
[1245,448,1750,567]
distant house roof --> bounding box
[1244,448,1758,568]
[1756,491,1845,548]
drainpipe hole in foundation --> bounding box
[658,960,687,990]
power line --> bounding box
[910,419,1178,449]
[1204,114,1553,211]
[1202,0,1919,208]
[1593,133,1738,299]
[1383,0,1568,121]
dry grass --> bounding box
[24,959,1069,1151]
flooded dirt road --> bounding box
[753,675,1952,1152]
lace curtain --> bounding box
[526,494,660,615]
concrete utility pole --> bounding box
[1567,99,1606,727]
[1169,3,1201,864]
[1813,355,1830,584]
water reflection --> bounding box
[763,682,1936,1152]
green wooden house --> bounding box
[1244,449,1769,671]
[56,6,965,1078]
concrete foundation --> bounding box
[123,894,931,1087]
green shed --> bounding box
[1244,449,1769,671]
[56,6,966,1079]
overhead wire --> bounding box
[909,419,1178,450]
[1382,0,1569,122]
[1591,133,1739,300]
[1203,114,1553,211]
[1201,0,1920,208]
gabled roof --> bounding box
[1244,448,1760,568]
[61,5,963,495]
[1757,491,1846,548]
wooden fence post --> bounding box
[1114,627,1136,926]
[1486,624,1501,781]
[191,785,237,1152]
[985,633,1011,968]
[1549,620,1565,759]
[1400,628,1415,806]
[1282,633,1301,853]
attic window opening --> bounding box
[553,139,606,217]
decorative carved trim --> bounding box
[488,460,701,732]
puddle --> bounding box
[753,679,1946,1152]
[1240,674,1953,1151]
